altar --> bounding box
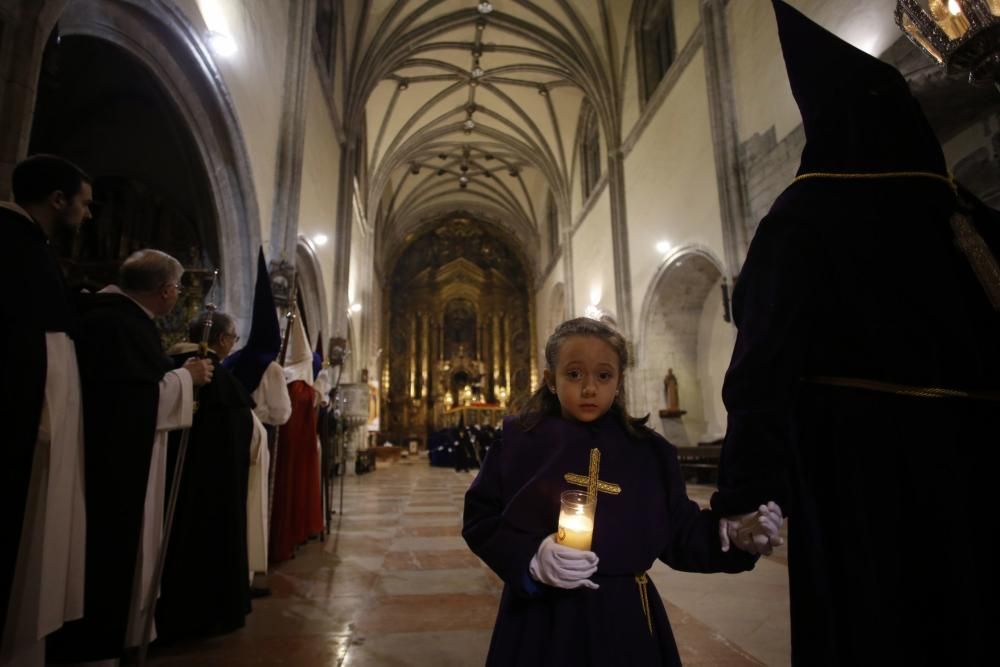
[441,404,506,428]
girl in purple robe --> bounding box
[463,317,781,666]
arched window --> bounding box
[579,103,601,201]
[636,0,676,104]
[315,0,338,77]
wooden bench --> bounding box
[675,445,721,484]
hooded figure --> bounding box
[222,248,290,578]
[269,316,324,562]
[712,3,1000,665]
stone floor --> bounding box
[149,459,790,666]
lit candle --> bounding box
[556,490,596,551]
[557,512,595,550]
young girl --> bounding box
[463,317,782,666]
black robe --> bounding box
[155,350,254,641]
[0,205,75,637]
[712,5,1000,664]
[47,291,172,662]
[464,414,756,667]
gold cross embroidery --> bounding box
[564,448,621,510]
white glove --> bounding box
[528,534,600,590]
[719,501,785,556]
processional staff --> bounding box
[136,269,218,667]
[267,279,299,530]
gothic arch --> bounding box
[636,245,733,443]
[296,237,330,348]
[8,0,261,323]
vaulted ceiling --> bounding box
[339,0,642,277]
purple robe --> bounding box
[463,414,756,666]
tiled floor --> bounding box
[150,459,790,666]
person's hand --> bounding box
[183,357,214,387]
[528,534,600,590]
[720,501,784,555]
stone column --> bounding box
[701,0,750,279]
[268,0,316,263]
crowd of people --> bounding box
[2,155,335,667]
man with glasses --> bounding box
[156,311,256,641]
[48,249,213,664]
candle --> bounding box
[556,490,596,551]
[557,512,595,550]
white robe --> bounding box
[246,413,269,580]
[246,362,290,577]
[0,335,86,667]
[122,369,192,649]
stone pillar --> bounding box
[268,0,316,263]
[701,0,750,279]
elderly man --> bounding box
[157,311,254,641]
[47,250,213,665]
[1,155,92,667]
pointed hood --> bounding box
[772,0,947,176]
[223,248,282,394]
[282,315,315,385]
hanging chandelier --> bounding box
[895,0,1000,90]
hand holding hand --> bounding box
[183,357,215,387]
[528,534,600,590]
[719,501,784,556]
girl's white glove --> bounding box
[528,534,600,590]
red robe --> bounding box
[269,380,323,562]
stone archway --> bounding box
[295,238,330,349]
[637,247,734,444]
[3,0,260,327]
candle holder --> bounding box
[557,490,596,551]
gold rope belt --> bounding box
[635,573,653,636]
[804,376,1000,402]
[791,170,957,194]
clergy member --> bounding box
[157,311,253,641]
[1,155,92,667]
[712,3,1000,665]
[223,248,291,585]
[47,250,213,664]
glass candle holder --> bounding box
[557,490,596,551]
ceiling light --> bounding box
[538,85,548,96]
[208,30,237,57]
[410,163,420,175]
[313,233,329,246]
[477,3,493,15]
[471,66,484,79]
[656,240,672,254]
[398,79,409,91]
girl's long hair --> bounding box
[518,317,652,439]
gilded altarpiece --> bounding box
[383,222,535,441]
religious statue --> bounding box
[664,369,679,411]
[659,368,685,419]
